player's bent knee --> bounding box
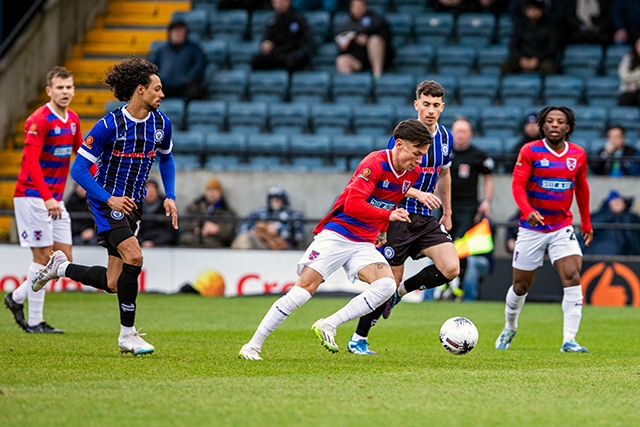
[370,277,397,299]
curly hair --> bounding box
[104,57,159,102]
[537,106,576,140]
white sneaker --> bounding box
[118,329,155,356]
[239,344,262,360]
[32,250,68,291]
[311,319,338,353]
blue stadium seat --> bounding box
[331,73,372,104]
[331,11,350,36]
[247,70,289,102]
[562,44,603,78]
[171,130,205,154]
[458,75,499,106]
[472,136,504,155]
[104,100,127,113]
[608,107,640,134]
[171,10,209,40]
[333,134,376,157]
[375,135,393,149]
[173,154,202,170]
[289,71,331,103]
[269,102,311,135]
[435,45,477,76]
[311,103,352,135]
[310,42,338,72]
[160,98,186,130]
[414,12,454,45]
[392,44,433,74]
[395,0,427,14]
[420,74,458,103]
[385,13,414,49]
[352,104,395,136]
[208,10,249,43]
[206,69,248,102]
[367,0,390,14]
[247,133,289,156]
[542,75,584,105]
[235,155,288,171]
[204,132,248,156]
[604,43,630,76]
[455,13,496,47]
[228,40,260,70]
[568,136,594,154]
[227,101,269,133]
[288,156,347,172]
[290,134,332,156]
[479,105,523,138]
[477,44,509,75]
[201,39,228,71]
[500,74,542,107]
[572,106,608,140]
[496,13,513,45]
[584,76,620,106]
[186,100,227,132]
[394,104,418,124]
[304,11,331,45]
[249,9,272,40]
[203,154,244,171]
[439,105,480,130]
[373,73,415,105]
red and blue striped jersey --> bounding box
[513,139,591,233]
[314,149,422,243]
[15,103,82,201]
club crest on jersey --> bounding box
[28,123,38,135]
[566,158,577,170]
[154,129,164,143]
[402,180,411,193]
[83,135,94,149]
[308,250,319,260]
[71,123,77,135]
[442,142,449,156]
[34,230,42,241]
[383,246,395,259]
[111,210,125,220]
[358,167,372,182]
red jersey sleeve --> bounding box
[23,114,53,201]
[512,144,535,218]
[575,152,592,232]
[343,161,393,223]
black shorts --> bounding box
[95,204,143,258]
[381,214,452,266]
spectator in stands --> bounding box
[429,0,509,14]
[138,179,178,247]
[565,0,614,45]
[617,37,640,107]
[66,184,97,246]
[251,0,316,73]
[180,178,238,248]
[590,125,639,176]
[149,20,206,105]
[232,186,305,250]
[334,0,393,79]
[504,112,541,173]
[292,0,342,13]
[612,0,640,44]
[581,189,640,256]
[501,0,560,76]
[508,0,566,26]
[217,0,266,12]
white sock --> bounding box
[323,277,396,328]
[27,284,46,326]
[351,332,367,341]
[562,286,583,343]
[57,260,70,277]
[505,285,527,331]
[120,325,136,338]
[12,262,44,304]
[248,286,312,349]
[397,280,408,297]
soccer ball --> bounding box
[439,317,479,355]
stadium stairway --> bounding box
[0,0,190,240]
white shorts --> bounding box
[512,226,582,271]
[14,197,72,248]
[297,230,389,283]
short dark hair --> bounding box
[168,20,187,31]
[46,66,73,87]
[393,119,432,148]
[104,57,159,102]
[537,106,576,140]
[416,80,445,100]
[607,124,626,135]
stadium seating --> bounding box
[247,70,289,102]
[311,103,352,135]
[385,12,413,49]
[204,132,248,156]
[269,102,311,135]
[208,9,249,42]
[500,74,542,107]
[542,75,584,105]
[331,73,372,104]
[160,98,186,130]
[457,75,500,106]
[473,136,504,155]
[304,11,331,46]
[584,75,620,106]
[171,9,209,40]
[203,154,244,171]
[496,13,513,45]
[206,69,248,102]
[201,39,228,71]
[394,0,427,14]
[439,105,480,130]
[173,153,202,170]
[392,44,433,74]
[247,133,289,156]
[289,71,332,103]
[434,45,476,76]
[104,100,127,113]
[455,13,496,47]
[477,44,509,75]
[373,72,415,105]
[171,130,206,155]
[367,0,390,14]
[604,43,630,76]
[571,106,608,141]
[352,104,395,136]
[423,74,458,103]
[288,156,347,172]
[227,40,260,70]
[480,105,523,138]
[561,44,603,78]
[375,135,392,150]
[310,42,338,72]
[290,134,332,156]
[394,104,418,124]
[249,9,272,40]
[185,100,227,132]
[414,12,454,45]
[608,107,640,135]
[227,101,268,133]
[333,134,376,158]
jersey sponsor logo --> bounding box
[308,250,319,260]
[402,180,411,193]
[383,246,395,259]
[422,166,442,174]
[83,135,94,149]
[540,179,572,191]
[112,149,156,159]
[53,146,73,157]
[382,180,389,188]
[53,126,61,135]
[540,158,550,167]
[111,210,125,220]
[369,198,395,210]
[71,123,76,135]
[28,123,38,135]
[154,129,164,143]
[358,167,371,182]
[566,158,577,170]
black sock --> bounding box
[66,264,113,293]
[355,304,386,337]
[117,263,142,328]
[404,265,452,293]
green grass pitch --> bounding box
[1,292,639,427]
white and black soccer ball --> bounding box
[439,316,479,355]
